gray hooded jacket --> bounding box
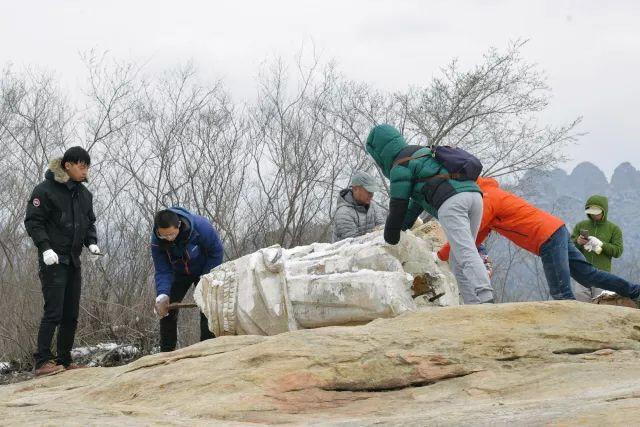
[331,188,386,242]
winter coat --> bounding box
[331,188,386,242]
[151,207,224,296]
[24,158,97,266]
[438,177,565,260]
[365,124,481,244]
[571,195,623,272]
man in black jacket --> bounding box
[24,147,100,376]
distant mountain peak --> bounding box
[518,162,638,198]
[611,162,640,191]
[571,161,605,175]
[567,162,609,197]
[613,162,637,173]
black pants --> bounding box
[159,275,215,352]
[34,262,81,368]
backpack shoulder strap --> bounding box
[413,173,461,183]
[392,152,432,167]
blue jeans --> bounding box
[539,226,640,300]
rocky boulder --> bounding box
[2,301,640,425]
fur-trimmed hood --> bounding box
[45,157,89,184]
[46,157,70,184]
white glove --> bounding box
[587,236,603,254]
[42,249,59,265]
[87,244,102,262]
[583,241,594,252]
[154,294,170,318]
[587,236,603,247]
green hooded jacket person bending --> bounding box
[571,194,624,301]
[365,124,493,304]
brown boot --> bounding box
[34,361,65,377]
[64,363,89,370]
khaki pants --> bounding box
[438,192,494,304]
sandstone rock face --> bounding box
[194,226,459,336]
[2,301,640,425]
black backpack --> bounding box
[431,145,483,181]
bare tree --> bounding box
[246,54,349,248]
[0,42,586,368]
[0,66,75,367]
[402,40,581,179]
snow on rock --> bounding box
[71,343,140,367]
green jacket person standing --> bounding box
[572,195,623,301]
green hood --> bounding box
[366,124,408,178]
[572,193,622,271]
[585,194,608,222]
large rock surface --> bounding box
[2,301,640,425]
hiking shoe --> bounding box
[34,361,65,377]
[593,291,638,308]
[64,363,89,370]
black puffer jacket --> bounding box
[24,158,97,266]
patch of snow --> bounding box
[71,343,116,358]
[71,343,138,359]
[119,345,139,356]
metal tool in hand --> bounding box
[167,302,198,310]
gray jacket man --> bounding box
[332,171,386,242]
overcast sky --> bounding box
[2,0,638,178]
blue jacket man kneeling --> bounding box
[151,207,224,352]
